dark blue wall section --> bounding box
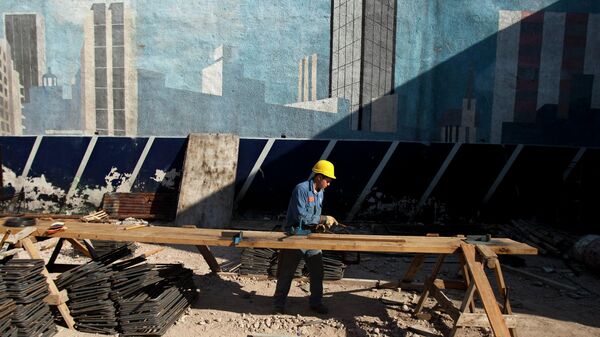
[325,140,391,219]
[78,137,149,189]
[236,139,329,218]
[28,137,91,191]
[434,144,516,220]
[0,136,37,174]
[357,142,454,221]
[0,136,599,229]
[131,137,187,192]
[235,138,269,195]
[573,149,600,227]
[501,146,576,219]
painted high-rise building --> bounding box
[440,71,477,143]
[329,0,397,132]
[4,13,46,103]
[0,39,24,135]
[81,2,137,136]
[491,11,600,144]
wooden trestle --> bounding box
[1,218,536,336]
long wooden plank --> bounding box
[461,242,511,337]
[0,219,537,255]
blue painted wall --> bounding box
[1,135,599,230]
[1,0,600,145]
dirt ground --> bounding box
[20,238,600,337]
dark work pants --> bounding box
[273,249,324,308]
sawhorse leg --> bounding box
[196,245,221,273]
[460,243,511,337]
[20,237,76,329]
[415,254,446,314]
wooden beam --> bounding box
[0,219,538,255]
[66,238,92,258]
[20,237,76,329]
[461,242,511,337]
[475,243,499,269]
[196,245,221,272]
[401,254,426,283]
[44,289,69,306]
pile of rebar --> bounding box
[91,240,136,258]
[0,259,57,337]
[239,248,346,280]
[0,274,17,337]
[322,251,346,280]
[240,248,277,275]
[57,245,196,336]
[112,263,196,336]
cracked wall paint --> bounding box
[1,165,139,214]
[68,167,134,213]
[150,168,181,189]
[2,165,66,212]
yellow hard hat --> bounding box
[312,159,336,179]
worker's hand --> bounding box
[322,215,338,228]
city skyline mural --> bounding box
[0,0,599,147]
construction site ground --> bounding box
[24,237,600,337]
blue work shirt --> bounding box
[284,178,323,232]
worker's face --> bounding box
[315,175,332,191]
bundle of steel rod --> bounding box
[240,248,277,275]
[0,259,56,337]
[0,274,17,337]
[55,246,132,334]
[321,251,346,280]
[91,240,136,258]
[112,262,196,336]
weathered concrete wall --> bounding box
[175,133,239,228]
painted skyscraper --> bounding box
[81,2,137,136]
[491,11,600,144]
[4,13,46,103]
[0,39,23,135]
[329,0,397,132]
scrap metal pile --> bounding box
[56,246,197,336]
[0,259,57,337]
[240,248,346,280]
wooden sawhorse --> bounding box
[398,241,519,337]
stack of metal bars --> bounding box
[321,251,346,280]
[111,262,196,336]
[240,248,277,275]
[0,259,56,337]
[0,274,17,337]
[55,246,132,334]
[90,240,136,258]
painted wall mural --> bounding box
[0,0,599,146]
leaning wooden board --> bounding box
[0,218,537,255]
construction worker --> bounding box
[273,159,339,315]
